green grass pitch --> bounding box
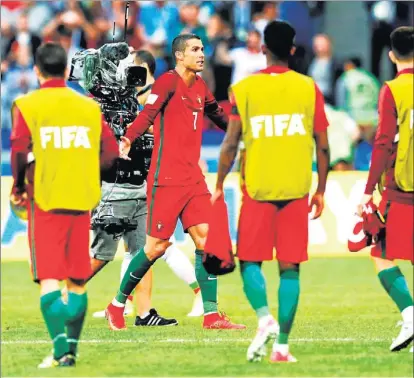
[1,257,413,377]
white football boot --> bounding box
[247,315,280,362]
[390,320,414,352]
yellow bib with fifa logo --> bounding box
[386,73,414,192]
[232,71,316,201]
[13,87,103,211]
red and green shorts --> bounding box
[237,193,309,263]
[371,199,414,263]
[146,181,211,240]
[28,201,92,283]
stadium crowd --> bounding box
[1,0,412,171]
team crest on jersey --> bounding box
[196,95,202,105]
[156,221,164,232]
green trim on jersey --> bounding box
[29,200,38,281]
[148,110,165,233]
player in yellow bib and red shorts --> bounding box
[10,43,118,368]
[357,26,414,353]
[213,21,330,363]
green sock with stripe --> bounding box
[378,267,414,312]
[40,290,69,359]
[66,292,88,356]
[240,261,270,318]
[115,248,154,304]
[195,250,218,314]
[278,267,300,344]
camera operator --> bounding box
[88,50,203,326]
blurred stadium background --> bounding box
[1,1,413,376]
[2,0,414,258]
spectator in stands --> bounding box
[137,1,179,75]
[365,1,413,80]
[176,2,210,56]
[335,57,380,142]
[42,0,98,49]
[308,34,342,105]
[208,8,242,101]
[233,0,252,41]
[1,21,14,76]
[216,29,266,85]
[252,1,278,37]
[322,104,360,171]
[4,13,41,65]
[1,44,38,130]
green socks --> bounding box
[278,268,300,344]
[40,290,69,359]
[240,261,270,318]
[115,248,154,304]
[195,250,218,314]
[378,267,414,312]
[66,292,88,356]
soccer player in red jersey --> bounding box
[212,21,330,362]
[357,26,414,353]
[105,34,245,330]
[10,43,118,368]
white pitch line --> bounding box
[1,337,387,345]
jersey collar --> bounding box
[397,68,414,76]
[40,79,67,89]
[259,65,291,75]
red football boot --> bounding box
[105,303,127,331]
[203,312,246,330]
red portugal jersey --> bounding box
[125,70,227,187]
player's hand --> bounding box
[356,194,373,217]
[10,190,28,208]
[211,188,223,205]
[309,192,324,220]
[119,136,131,160]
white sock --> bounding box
[273,343,289,355]
[402,306,414,323]
[258,314,274,328]
[111,298,125,308]
[140,311,150,319]
[120,252,133,283]
[161,243,198,287]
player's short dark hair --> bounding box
[35,42,67,78]
[390,26,414,60]
[133,50,156,76]
[345,56,362,68]
[172,34,201,57]
[264,20,296,61]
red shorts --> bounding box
[27,201,92,282]
[146,181,211,239]
[237,194,309,263]
[371,199,414,262]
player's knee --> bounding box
[145,239,172,260]
[40,279,61,296]
[193,236,207,250]
[67,278,87,293]
[278,261,300,273]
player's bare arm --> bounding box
[312,129,330,219]
[213,118,242,203]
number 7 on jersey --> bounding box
[192,112,198,130]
